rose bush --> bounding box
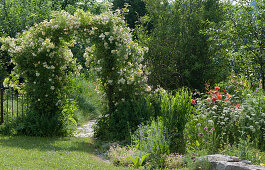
[0,8,149,136]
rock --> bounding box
[198,154,265,170]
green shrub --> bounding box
[1,8,148,136]
[160,88,193,153]
[20,99,77,137]
[94,94,155,141]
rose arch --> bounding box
[0,9,149,136]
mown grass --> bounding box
[0,135,129,170]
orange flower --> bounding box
[225,100,231,103]
[215,86,220,91]
[236,104,240,109]
[217,94,222,100]
[209,90,213,93]
[192,99,196,105]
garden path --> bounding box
[73,120,96,137]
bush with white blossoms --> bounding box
[0,8,149,136]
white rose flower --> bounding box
[145,86,152,92]
[36,72,40,77]
[50,86,55,90]
[99,33,105,40]
[118,78,125,84]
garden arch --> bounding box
[0,9,149,136]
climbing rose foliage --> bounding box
[0,8,149,136]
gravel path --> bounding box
[73,120,96,137]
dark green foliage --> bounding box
[0,50,9,87]
[0,0,56,38]
[19,99,77,137]
[136,0,228,90]
[113,0,147,29]
[94,95,156,141]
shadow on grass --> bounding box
[0,135,97,154]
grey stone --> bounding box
[198,154,265,170]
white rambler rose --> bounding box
[118,78,125,84]
[104,42,109,49]
[50,86,55,90]
[137,70,143,77]
[99,33,105,40]
[145,86,152,92]
[129,76,134,82]
[36,72,40,77]
[3,79,8,87]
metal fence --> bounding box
[0,87,27,125]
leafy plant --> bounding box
[160,88,193,153]
[128,152,150,168]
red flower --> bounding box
[217,94,222,100]
[192,99,197,105]
[207,97,211,102]
[236,104,240,109]
[212,97,217,102]
[215,86,220,91]
[225,100,231,103]
[209,90,213,93]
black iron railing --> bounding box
[0,87,27,125]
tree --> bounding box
[207,0,265,90]
[136,0,228,90]
[113,0,147,29]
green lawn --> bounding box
[0,135,129,170]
